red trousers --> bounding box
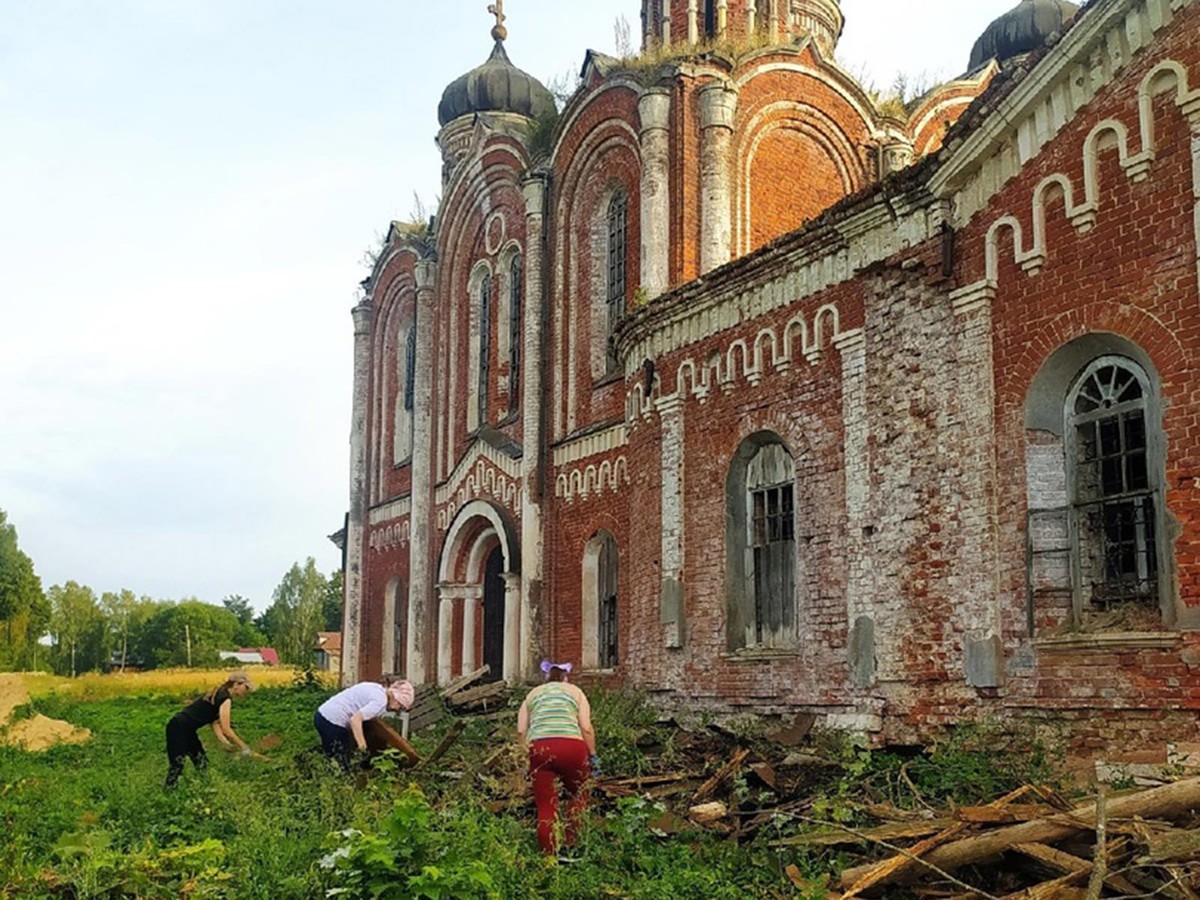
[528,737,591,854]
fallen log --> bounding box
[837,775,1200,890]
[770,819,956,848]
[1011,841,1143,897]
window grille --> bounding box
[751,482,795,645]
[1068,359,1158,609]
[606,193,628,371]
[597,534,618,669]
[403,320,416,412]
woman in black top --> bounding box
[165,671,254,788]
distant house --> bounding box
[217,647,279,666]
[107,652,145,673]
[313,632,342,674]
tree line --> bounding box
[0,508,342,676]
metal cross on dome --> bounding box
[488,0,508,41]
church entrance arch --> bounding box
[437,500,520,685]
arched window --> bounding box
[1067,356,1160,612]
[403,317,417,412]
[606,192,628,372]
[726,433,796,650]
[582,531,619,669]
[478,274,492,429]
[509,255,522,405]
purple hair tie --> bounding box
[539,660,573,679]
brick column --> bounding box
[638,88,671,299]
[436,587,454,685]
[342,298,373,685]
[659,395,685,648]
[462,594,477,673]
[520,175,548,680]
[1191,119,1200,300]
[503,572,521,681]
[949,281,1004,689]
[699,81,737,274]
[406,259,438,683]
[836,328,875,686]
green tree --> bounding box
[99,589,139,671]
[0,509,46,668]
[138,600,241,668]
[323,569,344,632]
[48,581,102,677]
[264,558,328,665]
[222,594,254,626]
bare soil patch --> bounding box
[0,673,91,751]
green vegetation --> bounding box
[0,678,1068,898]
[0,505,341,675]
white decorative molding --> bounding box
[552,423,629,467]
[623,198,936,371]
[435,440,523,531]
[625,301,852,422]
[369,520,410,553]
[369,496,411,526]
[932,0,1192,222]
[963,56,1198,296]
[554,455,630,503]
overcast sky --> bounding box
[0,0,1022,613]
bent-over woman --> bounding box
[516,661,599,856]
[165,670,254,788]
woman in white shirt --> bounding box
[314,679,414,768]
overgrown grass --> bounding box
[0,679,1067,898]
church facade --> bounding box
[341,0,1200,754]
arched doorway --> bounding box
[482,547,506,681]
[436,500,521,685]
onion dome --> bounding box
[968,0,1079,71]
[437,39,556,127]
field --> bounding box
[0,670,818,899]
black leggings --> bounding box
[165,714,207,787]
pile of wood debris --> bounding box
[365,679,1200,896]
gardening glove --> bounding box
[589,754,601,777]
[240,746,252,758]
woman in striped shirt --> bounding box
[516,661,599,856]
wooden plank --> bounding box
[837,775,1200,889]
[419,719,466,770]
[1011,842,1144,897]
[769,819,955,848]
[693,747,750,801]
[440,665,489,699]
[362,717,420,765]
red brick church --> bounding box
[340,0,1200,755]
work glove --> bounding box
[240,746,252,758]
[589,754,601,777]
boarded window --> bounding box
[597,533,619,669]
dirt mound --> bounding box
[4,714,91,751]
[0,673,92,751]
[0,673,30,724]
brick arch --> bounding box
[736,101,862,254]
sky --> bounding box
[0,0,1025,613]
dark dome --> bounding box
[438,40,556,127]
[968,0,1079,71]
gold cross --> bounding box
[488,0,507,40]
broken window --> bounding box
[582,530,619,670]
[509,254,522,406]
[606,192,628,372]
[1067,356,1161,619]
[727,435,797,650]
[477,274,491,429]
